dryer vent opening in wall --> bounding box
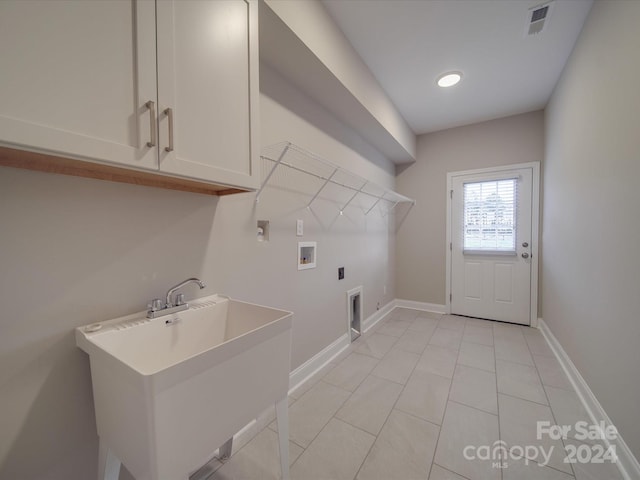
[347,286,363,342]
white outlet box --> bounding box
[296,219,303,236]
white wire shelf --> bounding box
[257,142,415,216]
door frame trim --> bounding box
[445,162,540,326]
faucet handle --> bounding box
[148,298,164,312]
[175,293,186,306]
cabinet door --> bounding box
[0,0,158,171]
[156,0,259,189]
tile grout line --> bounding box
[389,316,456,424]
[432,462,474,480]
[427,314,466,480]
[498,390,550,408]
[457,343,497,374]
[352,309,433,480]
[351,309,412,480]
[210,309,402,479]
[389,406,443,429]
[284,327,394,472]
[522,325,578,478]
[446,398,500,419]
[364,309,428,386]
[448,365,501,416]
[286,378,360,469]
[354,331,399,361]
[217,318,581,480]
[213,309,494,480]
[496,325,576,478]
[493,323,504,480]
[305,308,402,480]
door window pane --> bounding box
[463,179,516,252]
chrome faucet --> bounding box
[165,278,206,307]
[147,277,206,319]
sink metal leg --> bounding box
[218,437,233,462]
[275,397,290,480]
[98,438,121,480]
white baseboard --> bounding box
[394,299,447,314]
[288,299,397,393]
[539,319,640,480]
[288,298,449,397]
[219,333,351,463]
[288,332,350,394]
[362,299,396,333]
[531,316,541,328]
[227,299,445,464]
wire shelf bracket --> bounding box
[255,143,290,203]
[339,181,367,215]
[365,192,385,215]
[382,200,400,218]
[307,167,339,209]
[258,142,415,216]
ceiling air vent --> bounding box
[526,2,553,36]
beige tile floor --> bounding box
[195,308,623,480]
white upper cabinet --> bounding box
[0,0,258,191]
[157,0,259,189]
[0,0,158,171]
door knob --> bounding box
[521,252,530,259]
[522,242,529,248]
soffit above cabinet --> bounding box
[259,1,416,165]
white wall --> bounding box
[0,64,396,479]
[543,0,640,460]
[263,0,416,160]
[395,111,545,306]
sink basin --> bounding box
[76,294,293,480]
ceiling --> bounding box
[322,0,593,135]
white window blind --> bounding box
[463,178,517,253]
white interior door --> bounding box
[450,167,534,325]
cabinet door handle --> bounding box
[164,107,174,152]
[145,101,156,147]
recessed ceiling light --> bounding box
[437,72,462,88]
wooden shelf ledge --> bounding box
[0,146,249,197]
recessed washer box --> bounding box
[298,241,316,270]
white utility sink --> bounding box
[76,294,293,480]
